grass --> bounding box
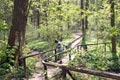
[27,39,49,51]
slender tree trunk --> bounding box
[110,0,119,70]
[81,0,87,50]
[37,10,40,27]
[110,0,116,53]
[81,0,84,38]
[37,10,41,37]
[8,0,29,67]
[85,0,89,29]
[58,0,63,41]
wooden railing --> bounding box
[20,48,56,78]
[19,39,119,80]
[42,49,75,80]
[41,42,120,80]
[42,60,120,80]
[77,42,111,51]
[19,35,82,78]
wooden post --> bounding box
[105,43,106,52]
[67,70,75,80]
[55,49,57,62]
[69,52,71,61]
[23,58,27,78]
[84,45,87,51]
[43,63,48,79]
[77,46,79,51]
[62,67,66,79]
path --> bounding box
[28,31,82,80]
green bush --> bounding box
[68,45,118,79]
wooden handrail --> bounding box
[78,42,110,46]
[44,49,72,61]
[42,61,120,80]
[20,48,56,59]
[20,48,55,78]
[70,35,82,44]
[20,34,82,78]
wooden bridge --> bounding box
[20,34,120,80]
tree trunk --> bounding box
[110,0,119,70]
[85,0,89,29]
[37,10,41,37]
[8,0,29,67]
[110,0,116,53]
[80,0,87,50]
[37,10,40,27]
[81,0,84,38]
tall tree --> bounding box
[85,0,89,29]
[110,0,116,53]
[8,0,29,67]
[81,0,84,38]
[80,0,87,50]
[58,0,63,41]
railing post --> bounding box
[67,70,76,80]
[43,62,48,80]
[69,51,71,61]
[23,58,27,78]
[77,46,79,51]
[105,43,106,52]
[55,49,57,62]
[62,67,66,79]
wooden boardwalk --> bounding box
[28,32,82,80]
[44,32,82,79]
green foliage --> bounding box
[0,0,13,20]
[0,40,18,79]
[69,45,113,70]
[28,0,80,43]
[0,20,9,31]
[26,57,39,76]
[27,39,49,50]
[68,45,120,79]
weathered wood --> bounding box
[54,49,57,62]
[42,61,120,79]
[44,49,71,61]
[104,43,106,52]
[23,58,27,78]
[43,62,48,80]
[78,42,110,46]
[67,70,76,80]
[69,52,71,61]
[62,68,67,79]
[20,48,55,59]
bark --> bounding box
[110,0,116,53]
[37,10,40,27]
[8,0,29,66]
[85,0,89,29]
[81,0,84,38]
[37,10,41,37]
[81,0,87,50]
[58,0,63,41]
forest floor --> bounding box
[28,30,82,80]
